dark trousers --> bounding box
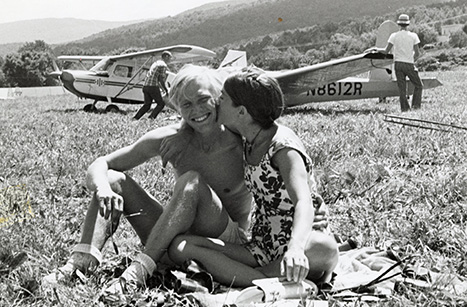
[395,62,423,112]
[133,86,165,120]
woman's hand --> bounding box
[312,195,329,231]
[160,124,192,168]
[281,247,309,283]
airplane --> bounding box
[51,45,217,112]
[267,20,442,107]
[219,21,441,108]
[52,21,442,113]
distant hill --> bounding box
[53,0,447,54]
[0,0,453,58]
[0,43,23,57]
[0,18,146,45]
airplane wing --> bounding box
[270,51,393,94]
[57,55,106,62]
[56,55,106,71]
[110,44,216,64]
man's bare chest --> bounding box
[176,145,245,194]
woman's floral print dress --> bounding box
[243,125,318,266]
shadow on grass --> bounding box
[45,108,136,116]
[284,103,393,116]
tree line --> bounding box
[2,1,467,87]
[0,41,57,87]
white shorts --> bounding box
[217,215,248,244]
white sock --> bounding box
[120,253,156,286]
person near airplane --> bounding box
[374,14,423,112]
[168,66,338,287]
[133,50,172,120]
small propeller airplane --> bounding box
[51,45,217,112]
[51,21,441,113]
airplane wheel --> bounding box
[83,104,97,112]
[105,104,120,113]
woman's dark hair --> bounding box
[224,66,284,128]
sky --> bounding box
[1,0,229,24]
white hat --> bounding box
[397,14,410,25]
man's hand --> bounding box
[95,187,123,220]
[364,47,378,53]
[281,248,309,283]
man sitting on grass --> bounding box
[43,65,331,300]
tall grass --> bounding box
[0,68,466,306]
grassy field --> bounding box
[0,67,466,306]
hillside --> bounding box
[54,0,447,54]
[0,43,23,57]
[0,18,145,45]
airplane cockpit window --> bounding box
[114,65,133,78]
[91,58,111,72]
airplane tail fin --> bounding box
[218,50,247,68]
[369,20,399,81]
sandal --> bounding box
[42,243,102,286]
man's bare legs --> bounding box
[168,235,260,286]
[44,170,164,283]
[45,169,231,287]
[117,170,230,285]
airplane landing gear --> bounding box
[105,104,120,113]
[83,104,97,112]
[378,97,387,104]
[83,100,98,112]
[82,101,120,113]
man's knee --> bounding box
[306,232,339,266]
[176,171,203,191]
[107,170,127,194]
[305,232,338,282]
[167,234,192,264]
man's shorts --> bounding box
[217,215,249,244]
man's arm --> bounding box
[384,42,394,54]
[365,42,393,54]
[158,64,170,93]
[414,44,421,60]
[86,124,180,218]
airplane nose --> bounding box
[60,71,81,96]
[61,71,75,83]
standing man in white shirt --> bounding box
[378,14,423,112]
